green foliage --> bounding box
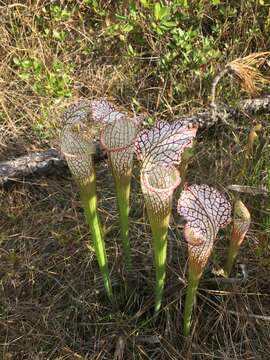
[83,0,108,16]
[6,1,269,112]
[78,0,267,105]
[103,0,220,82]
[32,120,56,141]
[49,4,71,22]
[11,56,72,98]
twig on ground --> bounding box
[114,335,126,360]
[228,310,270,321]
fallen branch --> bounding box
[0,144,106,186]
[239,95,270,113]
[0,149,65,186]
[179,96,270,128]
[0,97,269,186]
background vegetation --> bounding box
[0,1,270,359]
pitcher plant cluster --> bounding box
[61,98,251,336]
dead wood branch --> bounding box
[0,149,65,186]
[239,95,270,113]
[0,145,106,186]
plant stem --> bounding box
[79,172,112,299]
[183,264,201,336]
[148,211,170,313]
[115,176,132,270]
[179,149,192,192]
[224,245,238,278]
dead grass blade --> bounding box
[228,52,270,95]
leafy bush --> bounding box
[11,56,72,98]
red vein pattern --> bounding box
[90,98,124,124]
[134,120,197,170]
[142,165,180,216]
[100,114,139,178]
[135,120,197,215]
[61,129,94,181]
[61,102,95,182]
[178,184,231,267]
[63,99,91,126]
[100,117,137,151]
[232,200,251,246]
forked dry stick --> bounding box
[61,99,112,298]
[177,184,231,336]
[135,121,197,312]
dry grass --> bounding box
[1,130,270,359]
[1,1,270,359]
[228,52,270,96]
[0,1,143,152]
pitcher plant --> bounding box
[135,120,197,312]
[61,99,112,298]
[178,184,231,336]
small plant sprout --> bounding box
[179,147,193,191]
[178,184,231,336]
[135,121,197,312]
[61,100,112,299]
[239,123,262,179]
[224,200,251,278]
[100,105,141,269]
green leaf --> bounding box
[19,72,30,81]
[161,21,177,28]
[115,14,127,20]
[140,0,150,7]
[154,3,161,20]
[21,59,32,69]
[12,57,20,66]
[52,29,66,41]
[154,3,169,21]
[122,23,134,33]
[127,44,136,56]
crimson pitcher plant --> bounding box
[178,184,231,336]
[92,99,141,269]
[135,121,197,312]
[61,99,112,298]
